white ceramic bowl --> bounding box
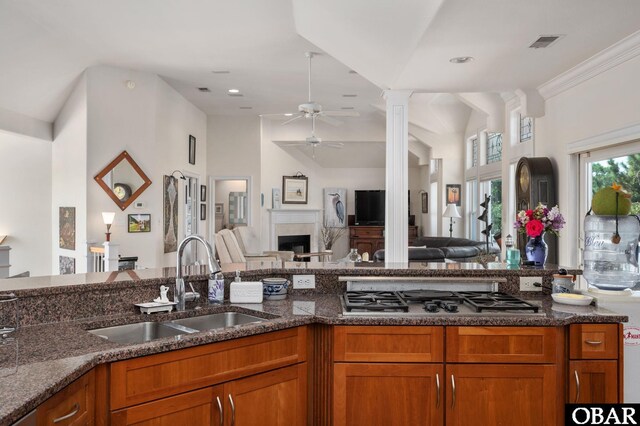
[551,293,594,306]
[262,278,289,300]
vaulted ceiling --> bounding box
[1,0,639,137]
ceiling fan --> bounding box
[281,114,344,158]
[263,52,360,126]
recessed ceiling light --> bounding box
[197,87,211,92]
[284,113,294,116]
[449,56,474,64]
[228,89,240,94]
[239,106,253,110]
[342,94,357,98]
[212,70,231,74]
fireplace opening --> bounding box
[278,234,311,260]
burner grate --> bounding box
[457,291,539,313]
[343,291,409,312]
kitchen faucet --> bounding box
[175,235,221,311]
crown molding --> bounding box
[539,30,640,100]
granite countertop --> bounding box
[0,292,626,426]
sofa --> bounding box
[373,236,500,262]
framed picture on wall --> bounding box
[446,184,462,206]
[188,135,196,165]
[200,185,207,202]
[215,203,224,216]
[421,192,428,213]
[200,203,206,221]
[282,174,308,204]
[128,214,151,233]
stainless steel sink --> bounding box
[169,312,266,331]
[88,321,191,344]
[88,312,268,344]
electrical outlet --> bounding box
[293,274,315,289]
[520,276,543,292]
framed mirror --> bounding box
[94,150,152,211]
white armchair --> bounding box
[214,229,290,266]
[232,227,295,261]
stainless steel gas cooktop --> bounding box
[340,290,542,317]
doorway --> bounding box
[209,176,252,243]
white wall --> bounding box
[535,53,640,266]
[207,115,261,232]
[51,72,87,274]
[86,66,208,270]
[0,131,52,277]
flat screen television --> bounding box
[355,190,385,225]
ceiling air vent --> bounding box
[197,87,211,92]
[529,35,562,49]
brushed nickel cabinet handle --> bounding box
[436,373,440,408]
[216,396,223,426]
[53,403,79,423]
[228,394,236,426]
[585,340,602,345]
[574,370,581,403]
[451,374,456,409]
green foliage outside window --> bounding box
[591,154,640,214]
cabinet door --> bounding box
[37,370,95,426]
[569,360,618,403]
[333,363,443,426]
[446,364,557,426]
[111,386,224,426]
[224,363,307,426]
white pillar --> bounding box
[383,90,412,265]
[103,242,119,272]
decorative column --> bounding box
[103,241,120,272]
[383,90,412,265]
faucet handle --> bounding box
[184,282,201,303]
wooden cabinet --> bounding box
[109,327,306,409]
[224,363,307,426]
[333,363,442,426]
[36,370,95,426]
[111,364,306,426]
[348,226,418,256]
[569,361,618,403]
[111,386,224,425]
[108,327,307,426]
[333,326,566,426]
[569,324,621,403]
[445,364,558,426]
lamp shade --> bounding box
[102,212,116,225]
[442,203,461,219]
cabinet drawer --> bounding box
[37,370,95,426]
[446,326,561,363]
[570,324,619,359]
[350,227,384,238]
[333,326,443,362]
[110,327,307,409]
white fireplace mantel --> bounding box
[267,209,322,252]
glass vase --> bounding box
[344,248,362,263]
[525,232,548,266]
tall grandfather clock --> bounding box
[515,157,558,265]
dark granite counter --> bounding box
[0,262,595,425]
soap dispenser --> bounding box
[505,234,520,267]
